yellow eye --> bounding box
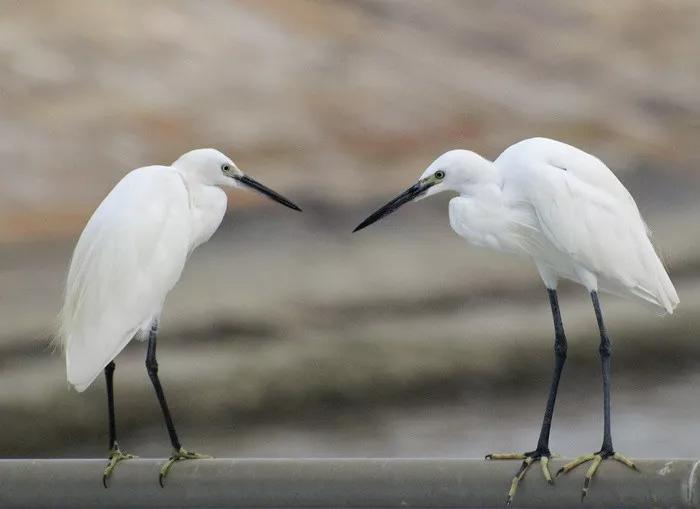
[434,170,445,180]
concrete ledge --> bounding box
[0,458,697,508]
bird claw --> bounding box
[612,452,639,471]
[159,447,211,487]
[541,456,554,484]
[486,453,527,460]
[487,449,554,505]
[556,450,638,500]
[102,444,136,488]
[555,453,596,477]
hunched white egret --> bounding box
[58,148,301,487]
[353,137,678,503]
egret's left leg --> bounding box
[556,291,637,500]
[145,322,210,487]
[486,289,565,505]
[102,360,136,487]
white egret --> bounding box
[353,137,678,503]
[58,148,301,487]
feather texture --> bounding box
[58,166,193,391]
[449,138,678,313]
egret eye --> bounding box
[221,164,230,173]
[434,170,445,180]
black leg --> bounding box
[591,291,614,454]
[534,289,568,454]
[102,360,135,487]
[105,361,117,449]
[146,320,209,487]
[556,291,637,499]
[487,289,567,504]
[145,321,182,451]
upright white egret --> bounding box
[353,137,678,503]
[58,149,301,487]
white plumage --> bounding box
[437,137,678,313]
[59,160,222,391]
[58,148,300,392]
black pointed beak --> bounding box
[353,180,431,232]
[234,174,302,211]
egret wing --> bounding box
[59,166,192,391]
[507,141,678,313]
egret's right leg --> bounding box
[102,361,135,487]
[486,288,567,505]
[145,322,209,487]
[555,291,637,500]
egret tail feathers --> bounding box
[639,240,679,315]
[65,327,139,392]
[649,266,679,315]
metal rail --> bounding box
[0,458,697,508]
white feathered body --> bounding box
[448,138,678,313]
[59,165,227,391]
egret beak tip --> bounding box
[235,174,302,212]
[352,180,431,232]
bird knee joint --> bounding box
[554,336,567,358]
[554,343,567,358]
[146,359,159,374]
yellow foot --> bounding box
[102,444,136,488]
[556,450,638,500]
[159,447,211,487]
[486,449,554,505]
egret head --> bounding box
[353,149,494,232]
[173,148,301,211]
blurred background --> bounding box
[1,0,699,460]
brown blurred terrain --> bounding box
[0,1,699,460]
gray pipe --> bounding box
[0,458,697,508]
